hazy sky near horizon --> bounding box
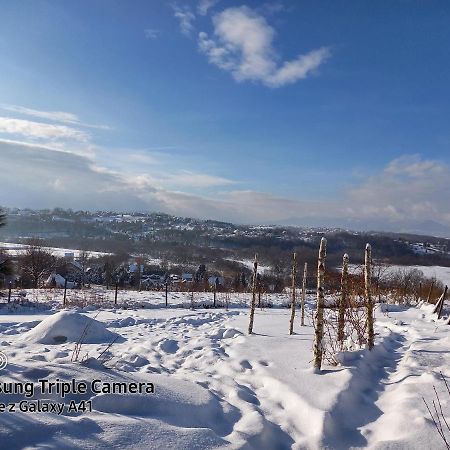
[1,0,450,232]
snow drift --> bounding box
[22,311,122,344]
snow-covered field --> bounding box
[390,264,450,288]
[0,242,110,258]
[0,291,448,449]
[349,263,450,288]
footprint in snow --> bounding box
[240,360,253,370]
[236,384,260,405]
[158,339,179,354]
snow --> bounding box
[22,311,122,344]
[349,263,450,287]
[0,242,109,258]
[395,264,450,287]
[225,258,272,274]
[0,290,448,449]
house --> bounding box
[64,252,75,262]
[45,273,76,289]
[181,273,193,282]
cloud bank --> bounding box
[2,138,450,235]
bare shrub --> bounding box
[423,372,450,449]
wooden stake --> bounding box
[63,278,67,306]
[289,252,297,335]
[365,244,374,350]
[301,262,307,326]
[433,285,448,318]
[337,253,349,346]
[313,238,327,370]
[248,254,258,334]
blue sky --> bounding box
[0,0,450,234]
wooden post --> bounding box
[313,238,327,370]
[289,252,297,335]
[437,286,447,319]
[337,253,349,346]
[190,284,194,310]
[418,281,422,302]
[365,244,374,350]
[63,278,67,306]
[248,254,258,334]
[433,285,448,318]
[213,278,218,308]
[426,279,435,303]
[258,282,262,309]
[165,282,168,307]
[7,281,12,303]
[301,262,307,326]
[114,282,118,306]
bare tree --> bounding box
[20,239,55,288]
[77,249,90,288]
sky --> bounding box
[0,0,450,235]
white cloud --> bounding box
[346,155,450,227]
[172,4,196,35]
[144,28,160,39]
[164,170,234,188]
[0,140,235,213]
[0,117,89,142]
[197,0,220,16]
[198,6,330,87]
[0,104,109,130]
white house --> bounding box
[45,273,76,289]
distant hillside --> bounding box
[1,207,449,275]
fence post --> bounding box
[365,244,374,350]
[114,282,118,306]
[313,238,327,370]
[289,252,297,335]
[437,286,447,319]
[8,281,12,303]
[258,282,262,309]
[63,278,67,306]
[433,285,448,318]
[165,282,168,307]
[301,262,307,326]
[248,254,258,334]
[213,278,218,308]
[337,253,349,346]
